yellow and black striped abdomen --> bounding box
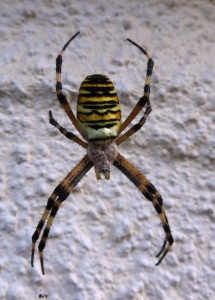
[77,74,121,144]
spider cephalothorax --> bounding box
[31,32,174,274]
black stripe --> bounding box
[127,39,147,55]
[80,86,115,92]
[88,123,116,130]
[56,56,62,73]
[163,223,171,234]
[83,104,117,109]
[144,84,150,94]
[156,195,163,206]
[114,159,141,187]
[132,123,141,131]
[79,92,117,98]
[84,74,110,84]
[56,82,62,90]
[113,159,156,202]
[78,100,118,105]
[154,203,162,214]
[38,229,50,251]
[57,93,68,104]
[147,59,154,76]
[77,118,120,124]
[138,96,148,106]
[77,109,121,117]
[62,31,80,51]
[145,182,157,194]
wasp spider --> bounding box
[31,32,174,274]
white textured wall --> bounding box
[1,1,214,299]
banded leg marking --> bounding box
[56,32,82,135]
[116,102,152,145]
[49,110,87,148]
[118,39,154,135]
[113,153,174,265]
[31,154,93,274]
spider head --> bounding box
[87,141,118,180]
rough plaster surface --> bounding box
[0,1,215,299]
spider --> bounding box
[31,31,174,275]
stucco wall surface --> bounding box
[0,1,214,299]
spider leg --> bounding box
[118,39,154,135]
[31,154,93,274]
[116,101,152,145]
[113,153,174,265]
[56,32,83,136]
[49,110,87,148]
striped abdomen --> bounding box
[77,74,121,144]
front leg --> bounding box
[49,111,87,148]
[55,32,82,134]
[116,100,152,145]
